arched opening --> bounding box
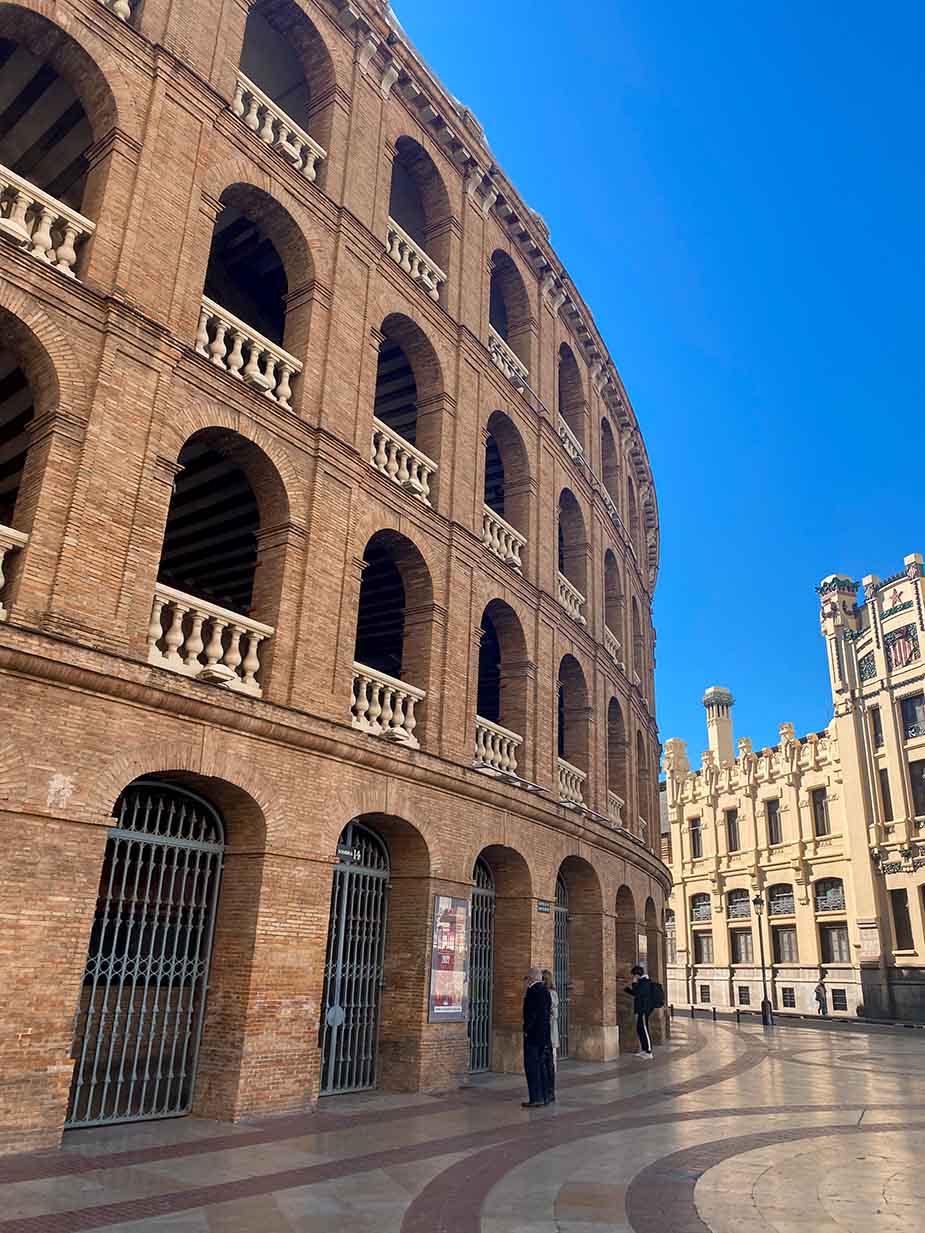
[236,0,336,172]
[557,855,604,1060]
[475,598,528,774]
[468,856,495,1072]
[606,697,628,822]
[557,488,588,623]
[150,429,289,697]
[386,136,451,299]
[636,730,650,843]
[615,884,638,1052]
[631,595,643,680]
[352,529,434,747]
[558,653,589,804]
[603,549,623,658]
[558,344,586,452]
[0,12,118,276]
[645,897,660,982]
[0,315,44,615]
[488,250,531,376]
[482,410,530,570]
[370,313,443,504]
[601,418,619,502]
[627,474,640,556]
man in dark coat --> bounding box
[624,964,654,1059]
[522,966,552,1106]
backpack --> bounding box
[648,981,665,1010]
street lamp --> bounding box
[751,893,774,1027]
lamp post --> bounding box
[752,893,774,1027]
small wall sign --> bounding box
[537,900,551,913]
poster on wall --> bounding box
[428,895,469,1022]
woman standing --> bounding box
[541,969,559,1103]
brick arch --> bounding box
[350,514,443,607]
[0,287,88,418]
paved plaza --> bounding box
[1,1019,923,1233]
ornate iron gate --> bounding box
[468,857,495,1072]
[66,781,224,1128]
[554,874,570,1058]
[320,821,389,1095]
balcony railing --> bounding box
[607,790,624,825]
[195,296,302,410]
[0,162,95,278]
[231,72,327,182]
[370,418,437,505]
[474,715,523,775]
[98,0,136,19]
[639,815,648,842]
[691,902,712,922]
[0,523,28,620]
[604,624,621,662]
[905,722,925,740]
[727,899,751,919]
[487,324,528,391]
[557,571,586,625]
[556,414,583,462]
[351,662,425,748]
[481,505,525,572]
[815,889,846,914]
[768,895,795,916]
[385,218,446,302]
[558,757,586,805]
[148,583,274,697]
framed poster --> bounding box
[428,894,469,1022]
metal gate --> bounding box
[66,781,224,1128]
[468,857,495,1072]
[320,821,389,1095]
[554,874,570,1058]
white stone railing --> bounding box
[481,505,525,572]
[608,791,624,826]
[148,583,274,697]
[474,715,523,774]
[370,417,437,505]
[557,571,586,625]
[231,72,327,182]
[604,624,621,662]
[0,524,28,621]
[385,217,446,302]
[98,0,135,19]
[632,669,642,688]
[558,757,586,805]
[351,661,425,748]
[488,324,528,391]
[194,296,302,411]
[639,816,649,843]
[556,413,583,461]
[0,163,95,278]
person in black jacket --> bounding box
[522,967,552,1106]
[624,964,654,1059]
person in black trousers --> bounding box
[624,964,654,1059]
[522,966,552,1106]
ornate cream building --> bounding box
[663,553,925,1021]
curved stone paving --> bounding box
[0,1021,923,1231]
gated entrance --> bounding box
[554,874,570,1058]
[66,781,224,1128]
[319,821,389,1095]
[468,857,495,1072]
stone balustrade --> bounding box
[558,757,586,806]
[351,662,425,748]
[0,162,95,278]
[385,218,446,301]
[607,790,624,826]
[481,505,526,572]
[0,524,28,621]
[147,583,274,697]
[487,324,528,391]
[604,624,621,662]
[231,73,327,181]
[370,417,437,505]
[557,571,586,625]
[556,414,583,462]
[474,715,523,775]
[195,296,302,411]
[638,816,648,842]
[98,0,135,18]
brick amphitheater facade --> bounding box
[0,0,668,1153]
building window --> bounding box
[901,692,925,740]
[772,925,799,963]
[665,910,677,965]
[725,808,740,852]
[815,877,846,913]
[820,923,850,963]
[726,888,751,919]
[766,798,782,846]
[691,893,711,922]
[730,928,754,965]
[738,986,750,1005]
[767,883,795,917]
[870,705,884,748]
[891,888,914,950]
[910,759,925,818]
[831,988,848,1012]
[689,816,703,859]
[811,787,831,837]
[698,983,711,1003]
[693,931,714,964]
[781,986,796,1008]
[879,767,894,823]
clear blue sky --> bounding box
[393,1,925,763]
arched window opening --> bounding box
[203,204,288,346]
[355,543,405,682]
[235,1,334,178]
[627,474,640,556]
[557,345,585,454]
[557,856,603,1059]
[482,414,529,570]
[489,276,508,340]
[557,489,587,624]
[557,654,588,804]
[636,730,649,842]
[477,612,501,725]
[374,337,418,448]
[484,434,504,515]
[386,137,449,301]
[601,418,620,504]
[814,877,845,914]
[370,314,442,506]
[631,595,643,681]
[0,344,35,616]
[487,251,530,383]
[606,698,628,823]
[727,888,751,919]
[691,892,711,921]
[767,883,795,916]
[474,599,528,775]
[603,550,622,661]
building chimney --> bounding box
[702,686,735,766]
